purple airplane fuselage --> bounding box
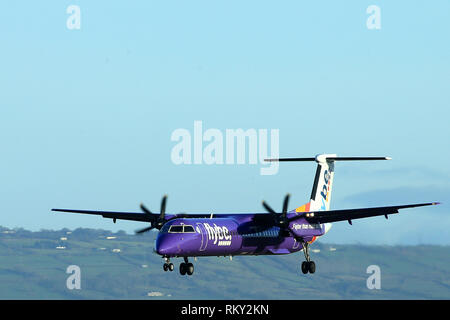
[51,154,440,276]
[155,212,325,257]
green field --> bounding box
[0,227,449,299]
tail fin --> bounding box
[309,154,336,211]
[265,154,391,212]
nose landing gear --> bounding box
[163,257,174,272]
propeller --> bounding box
[262,193,290,227]
[135,195,168,234]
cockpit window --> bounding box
[183,225,195,233]
[168,225,183,233]
[167,224,196,233]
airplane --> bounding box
[52,154,440,276]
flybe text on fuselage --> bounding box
[203,223,232,246]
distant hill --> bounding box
[0,226,449,299]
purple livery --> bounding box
[53,154,440,276]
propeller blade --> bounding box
[282,193,290,216]
[262,201,277,215]
[140,203,152,215]
[262,194,291,227]
[159,195,167,221]
[135,226,154,234]
[137,195,169,232]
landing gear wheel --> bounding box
[163,263,169,272]
[179,263,187,275]
[300,241,316,275]
[168,263,174,272]
[301,261,309,274]
[186,263,194,276]
[308,261,316,274]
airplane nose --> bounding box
[155,236,177,255]
[155,238,166,255]
[156,246,167,255]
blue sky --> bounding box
[0,1,449,244]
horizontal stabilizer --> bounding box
[265,156,391,162]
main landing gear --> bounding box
[300,241,316,274]
[179,257,194,276]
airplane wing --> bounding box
[51,208,213,222]
[289,202,440,224]
[52,209,153,223]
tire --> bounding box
[186,263,194,276]
[301,261,309,274]
[163,263,168,272]
[308,261,316,274]
[168,263,174,272]
[179,263,186,275]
